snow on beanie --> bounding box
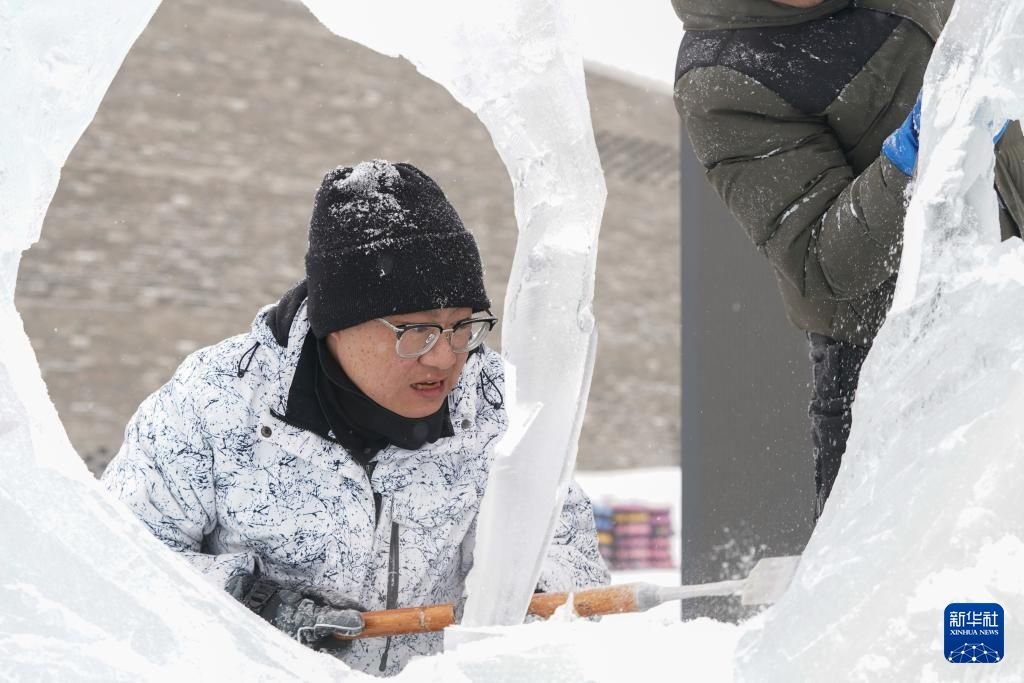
[304,160,490,338]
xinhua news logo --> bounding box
[945,603,1004,664]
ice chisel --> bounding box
[337,555,801,640]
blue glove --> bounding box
[882,93,922,176]
[994,121,1010,144]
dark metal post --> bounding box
[678,120,815,621]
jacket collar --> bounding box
[251,285,483,449]
[673,0,950,40]
[856,0,950,41]
[250,283,318,419]
[255,280,309,351]
[673,0,850,30]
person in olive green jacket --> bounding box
[673,0,1024,518]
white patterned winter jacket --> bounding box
[102,295,609,676]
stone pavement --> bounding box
[16,0,681,474]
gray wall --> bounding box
[678,121,814,620]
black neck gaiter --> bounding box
[313,335,453,463]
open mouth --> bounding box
[411,379,445,395]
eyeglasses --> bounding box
[376,313,498,359]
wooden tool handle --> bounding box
[344,604,457,640]
[336,584,643,641]
[527,584,640,619]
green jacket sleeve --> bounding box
[995,121,1024,240]
[676,67,911,302]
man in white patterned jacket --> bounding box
[102,160,609,676]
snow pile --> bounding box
[404,615,737,682]
[736,1,1024,679]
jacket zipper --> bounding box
[379,516,400,673]
[360,459,383,528]
[361,459,399,673]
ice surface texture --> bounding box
[736,1,1024,680]
[0,3,364,681]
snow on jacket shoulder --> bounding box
[675,6,929,345]
[102,297,609,676]
[675,0,1024,344]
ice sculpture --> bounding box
[0,2,160,467]
[296,0,606,627]
[735,0,1024,679]
[0,4,362,680]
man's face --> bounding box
[770,0,825,7]
[326,307,474,419]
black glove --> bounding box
[226,572,365,651]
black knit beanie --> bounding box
[305,160,490,338]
